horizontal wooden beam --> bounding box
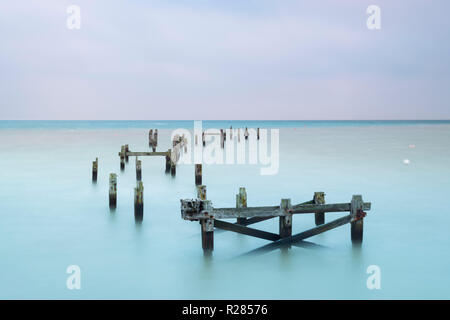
[214,219,281,241]
[247,214,352,255]
[292,202,371,214]
[124,151,168,157]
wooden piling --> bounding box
[109,173,117,209]
[244,127,249,140]
[197,185,206,200]
[350,195,364,244]
[134,181,144,222]
[195,164,202,186]
[314,192,325,226]
[257,128,260,140]
[238,128,241,142]
[279,199,292,238]
[154,129,158,147]
[165,150,171,173]
[201,219,214,253]
[125,145,129,163]
[220,129,224,148]
[236,187,247,225]
[92,157,98,182]
[202,132,205,146]
[120,146,125,171]
[136,158,142,181]
[170,161,176,177]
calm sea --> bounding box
[1,120,449,299]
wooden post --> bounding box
[195,134,198,146]
[236,187,247,225]
[109,173,117,209]
[279,199,292,238]
[230,126,233,139]
[165,150,171,173]
[238,128,241,142]
[244,127,249,140]
[201,218,214,253]
[134,181,144,222]
[314,192,325,226]
[125,144,129,163]
[136,158,142,181]
[195,164,202,186]
[154,129,158,148]
[120,146,125,171]
[257,128,260,140]
[92,157,98,182]
[202,131,205,146]
[149,129,153,147]
[170,161,176,177]
[350,195,364,244]
[197,185,206,200]
[220,129,224,148]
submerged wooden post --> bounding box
[238,128,241,142]
[171,161,176,176]
[257,128,260,140]
[350,195,364,244]
[195,164,202,185]
[230,126,233,139]
[125,144,129,163]
[279,199,292,238]
[109,173,117,209]
[220,129,224,148]
[236,187,247,225]
[244,127,249,140]
[165,150,171,173]
[154,129,158,149]
[134,181,144,222]
[120,146,125,171]
[149,129,153,146]
[202,132,205,146]
[92,157,98,182]
[198,186,213,253]
[314,192,325,226]
[136,158,142,181]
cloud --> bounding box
[0,0,449,119]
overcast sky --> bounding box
[0,0,449,120]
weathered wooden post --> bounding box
[195,134,198,146]
[350,195,365,244]
[238,128,241,142]
[195,164,202,185]
[165,150,171,173]
[314,192,325,225]
[279,199,292,238]
[202,131,205,146]
[136,158,142,181]
[149,129,153,147]
[134,181,144,222]
[170,148,177,177]
[220,129,224,148]
[230,126,233,139]
[236,187,247,225]
[125,144,129,163]
[92,157,98,182]
[197,185,206,200]
[120,146,125,171]
[244,127,249,140]
[257,128,260,140]
[154,129,158,148]
[109,173,117,209]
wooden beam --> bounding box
[247,214,352,255]
[214,219,281,241]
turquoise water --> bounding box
[1,121,450,299]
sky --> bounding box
[0,0,449,120]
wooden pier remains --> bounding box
[149,129,158,152]
[181,187,371,254]
[92,157,98,182]
[134,181,144,222]
[109,173,117,209]
[118,138,185,177]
